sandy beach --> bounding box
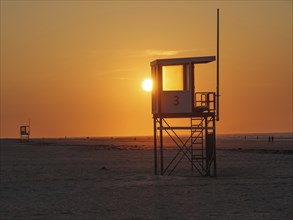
[1,1,292,219]
[0,137,292,219]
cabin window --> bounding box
[162,65,184,91]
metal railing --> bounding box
[194,92,216,113]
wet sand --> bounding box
[1,138,292,219]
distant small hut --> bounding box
[20,124,30,142]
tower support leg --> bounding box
[159,118,164,175]
[153,117,157,175]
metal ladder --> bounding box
[190,117,205,172]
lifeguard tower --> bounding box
[20,123,30,142]
[151,10,220,177]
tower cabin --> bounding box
[151,56,216,118]
[151,56,217,177]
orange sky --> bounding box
[1,1,292,138]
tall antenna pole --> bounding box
[216,8,220,121]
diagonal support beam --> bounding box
[160,119,204,176]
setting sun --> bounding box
[142,78,152,92]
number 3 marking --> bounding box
[174,96,179,106]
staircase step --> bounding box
[192,157,206,160]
